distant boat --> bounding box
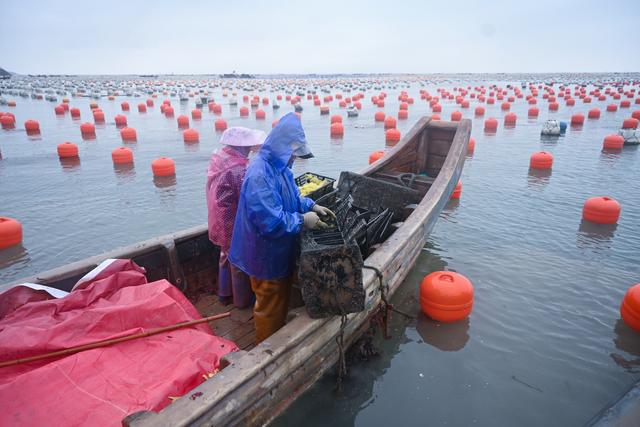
[347,105,358,117]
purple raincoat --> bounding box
[206,146,249,251]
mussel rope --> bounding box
[363,265,416,340]
[330,281,349,392]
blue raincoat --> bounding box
[229,113,315,279]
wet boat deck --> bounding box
[193,293,256,351]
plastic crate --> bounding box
[295,172,336,201]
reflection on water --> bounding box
[539,135,561,145]
[610,319,640,374]
[59,157,81,172]
[153,175,177,189]
[26,130,41,139]
[600,149,622,166]
[184,141,200,153]
[441,198,460,220]
[416,315,470,352]
[577,219,617,250]
[527,168,551,190]
[0,245,30,272]
[113,163,136,182]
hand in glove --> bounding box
[303,212,330,230]
[312,204,336,220]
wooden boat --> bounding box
[1,117,471,426]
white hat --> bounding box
[220,127,266,147]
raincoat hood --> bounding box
[259,112,311,171]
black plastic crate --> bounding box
[295,172,336,201]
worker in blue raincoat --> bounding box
[229,112,335,342]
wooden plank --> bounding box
[428,138,452,156]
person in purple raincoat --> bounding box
[206,127,266,307]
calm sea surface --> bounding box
[1,74,639,426]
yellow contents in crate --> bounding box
[298,174,327,196]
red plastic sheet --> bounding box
[0,262,238,426]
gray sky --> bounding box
[1,0,638,75]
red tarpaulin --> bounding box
[0,260,238,426]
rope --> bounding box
[363,265,416,340]
[335,312,348,391]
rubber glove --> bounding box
[303,212,330,230]
[312,204,336,220]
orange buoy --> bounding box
[607,104,618,112]
[529,151,553,169]
[588,108,600,119]
[549,102,559,111]
[484,118,498,132]
[177,115,189,128]
[398,109,408,119]
[255,109,266,119]
[432,104,442,112]
[0,115,15,129]
[272,119,279,128]
[582,196,621,224]
[192,109,202,119]
[164,106,174,117]
[474,106,485,116]
[384,116,397,129]
[24,120,40,133]
[501,102,511,111]
[89,102,99,110]
[212,104,222,115]
[504,112,517,126]
[528,107,539,117]
[330,122,344,137]
[54,105,65,115]
[620,284,640,332]
[451,181,462,199]
[450,111,462,121]
[138,103,147,113]
[603,134,624,150]
[420,271,474,323]
[431,114,441,121]
[467,137,475,154]
[369,150,385,164]
[121,102,130,111]
[112,147,134,164]
[183,128,199,142]
[93,110,105,123]
[330,115,342,124]
[0,217,22,250]
[239,106,249,117]
[374,111,385,122]
[632,110,640,121]
[80,122,95,135]
[152,157,175,177]
[621,100,631,108]
[120,127,137,142]
[386,128,401,143]
[57,142,78,158]
[622,118,639,129]
[215,118,227,131]
[571,113,585,126]
[146,99,154,107]
[114,114,127,127]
